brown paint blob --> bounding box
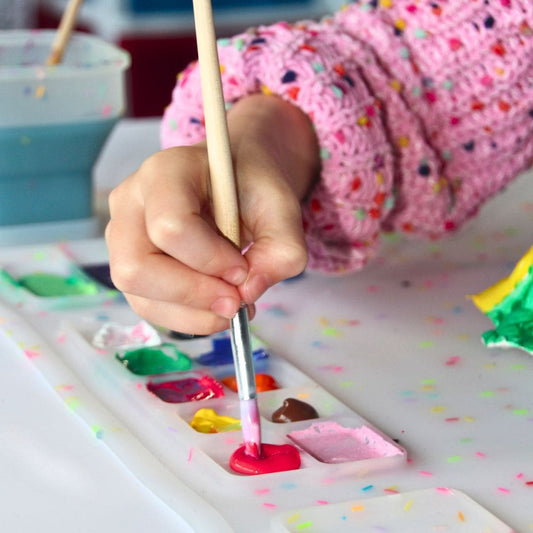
[271,397,319,423]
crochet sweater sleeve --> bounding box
[161,1,533,274]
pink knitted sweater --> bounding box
[161,0,533,273]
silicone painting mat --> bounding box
[1,233,530,532]
[271,488,514,532]
[0,242,408,532]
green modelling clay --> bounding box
[116,343,192,375]
[482,267,533,354]
[17,272,99,297]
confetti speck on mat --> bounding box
[339,380,354,387]
[311,340,329,348]
[23,348,40,358]
[55,384,74,392]
[91,425,103,439]
[322,327,343,337]
[445,355,461,365]
[447,455,463,463]
[281,482,297,490]
[258,303,289,317]
[64,397,80,411]
[419,340,435,348]
[319,365,344,372]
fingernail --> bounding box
[244,273,270,302]
[210,297,239,319]
[222,266,248,286]
[247,303,256,320]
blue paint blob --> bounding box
[197,337,269,366]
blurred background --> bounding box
[1,0,338,117]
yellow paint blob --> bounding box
[190,408,241,434]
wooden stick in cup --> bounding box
[46,0,84,66]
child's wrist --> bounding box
[227,94,319,201]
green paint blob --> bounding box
[17,272,99,297]
[116,343,192,375]
[1,269,17,286]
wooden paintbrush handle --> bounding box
[192,0,241,248]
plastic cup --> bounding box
[0,30,130,243]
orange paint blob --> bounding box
[221,373,279,393]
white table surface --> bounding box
[1,119,191,533]
[2,118,533,532]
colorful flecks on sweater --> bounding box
[161,0,533,273]
[471,246,533,355]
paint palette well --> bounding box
[54,307,406,478]
[0,243,118,309]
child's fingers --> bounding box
[239,185,308,303]
[107,232,242,320]
[139,148,249,284]
[106,177,242,320]
[120,294,256,336]
[125,295,230,335]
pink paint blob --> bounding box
[230,443,301,475]
[287,421,402,464]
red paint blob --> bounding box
[230,443,301,475]
[147,375,224,403]
[222,373,279,393]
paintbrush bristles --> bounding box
[192,0,241,248]
[46,0,84,66]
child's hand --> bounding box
[106,95,318,335]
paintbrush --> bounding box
[191,0,262,457]
[46,0,84,66]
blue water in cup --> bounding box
[0,31,130,230]
[0,119,117,225]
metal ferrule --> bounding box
[230,304,257,401]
